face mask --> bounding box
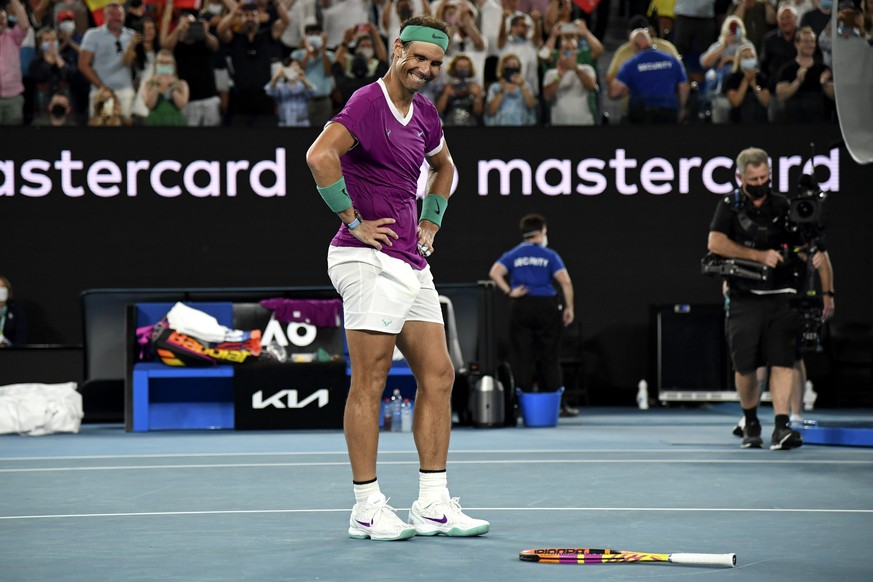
[0,288,8,302]
[513,34,526,43]
[307,35,322,50]
[51,104,68,117]
[563,49,576,58]
[740,57,758,71]
[59,21,76,34]
[206,3,223,15]
[41,41,57,52]
[156,64,175,75]
[745,182,771,200]
[357,47,374,60]
[820,0,833,9]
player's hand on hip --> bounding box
[353,217,398,251]
[417,223,438,258]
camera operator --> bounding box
[707,146,813,451]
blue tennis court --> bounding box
[2,405,872,581]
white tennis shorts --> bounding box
[327,246,443,334]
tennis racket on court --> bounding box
[519,548,736,568]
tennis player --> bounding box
[306,15,490,541]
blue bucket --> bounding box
[516,387,564,428]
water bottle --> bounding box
[637,379,649,410]
[391,389,402,432]
[803,380,818,411]
[400,398,413,432]
[382,398,393,431]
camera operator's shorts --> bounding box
[327,246,443,334]
[726,291,800,374]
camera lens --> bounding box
[795,200,814,218]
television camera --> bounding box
[702,171,829,353]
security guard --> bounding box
[489,214,577,416]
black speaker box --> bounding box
[657,304,729,393]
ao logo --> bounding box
[260,317,317,347]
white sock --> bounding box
[353,480,381,504]
[418,470,449,505]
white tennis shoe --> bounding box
[408,496,490,537]
[348,493,416,541]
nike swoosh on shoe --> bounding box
[424,515,448,524]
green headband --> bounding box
[399,25,449,52]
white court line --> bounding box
[2,507,872,521]
[3,447,872,462]
[2,458,873,473]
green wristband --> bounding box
[419,194,446,228]
[317,177,353,213]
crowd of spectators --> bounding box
[0,0,869,127]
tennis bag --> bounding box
[151,320,262,366]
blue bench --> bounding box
[130,302,235,431]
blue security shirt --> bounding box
[616,48,687,110]
[497,242,567,297]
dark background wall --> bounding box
[3,124,871,400]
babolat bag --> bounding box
[143,303,263,366]
[150,320,262,366]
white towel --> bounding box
[0,382,83,436]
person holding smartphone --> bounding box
[541,26,598,126]
[435,54,484,126]
[484,53,537,125]
[142,48,189,125]
[161,3,222,126]
[332,23,389,109]
[264,57,314,126]
[216,0,291,126]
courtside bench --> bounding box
[129,302,236,431]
